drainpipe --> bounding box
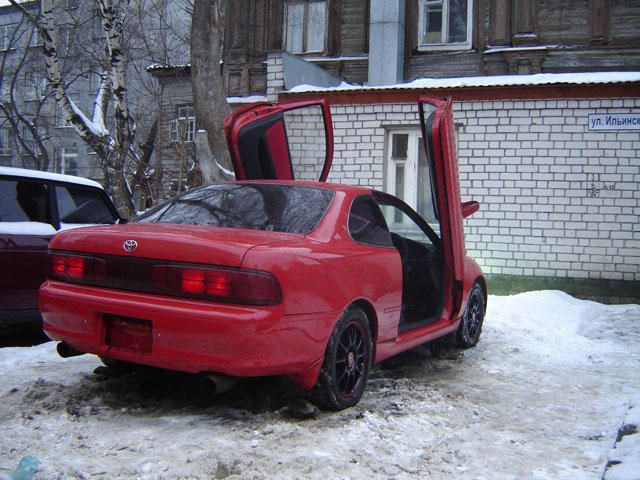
[368,0,405,86]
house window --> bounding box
[386,131,439,230]
[56,102,71,128]
[0,127,11,156]
[56,147,78,175]
[0,24,16,51]
[285,0,327,54]
[24,71,46,101]
[20,125,46,153]
[418,0,473,50]
[59,28,72,55]
[169,104,195,143]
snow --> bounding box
[0,222,55,235]
[0,166,104,189]
[287,71,640,93]
[67,97,109,138]
[484,45,557,54]
[0,290,638,479]
[604,404,640,480]
[226,95,269,104]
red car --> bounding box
[40,97,486,410]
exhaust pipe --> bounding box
[56,342,85,358]
[199,373,238,396]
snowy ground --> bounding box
[0,291,639,480]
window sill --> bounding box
[416,43,473,53]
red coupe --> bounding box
[40,97,486,410]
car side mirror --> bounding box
[461,201,480,218]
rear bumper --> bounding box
[40,281,336,388]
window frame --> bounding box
[55,147,79,175]
[417,0,473,51]
[284,0,329,55]
[0,23,17,51]
[385,129,441,236]
[0,127,12,156]
[169,103,196,143]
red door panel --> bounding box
[418,96,466,314]
[225,99,334,182]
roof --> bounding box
[0,166,104,189]
[288,71,640,94]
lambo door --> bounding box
[418,96,467,319]
[224,99,333,181]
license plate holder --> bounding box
[104,314,152,354]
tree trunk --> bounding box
[191,0,232,183]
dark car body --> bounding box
[0,167,120,334]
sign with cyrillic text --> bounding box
[588,113,640,130]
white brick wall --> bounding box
[321,99,640,282]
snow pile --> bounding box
[0,291,638,479]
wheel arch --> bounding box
[474,275,488,312]
[349,299,378,359]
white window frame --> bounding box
[169,104,195,143]
[418,0,473,51]
[386,130,422,210]
[284,0,328,54]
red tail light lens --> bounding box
[47,251,281,306]
[153,265,281,305]
[47,253,106,283]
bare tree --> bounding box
[0,11,52,170]
[191,0,232,183]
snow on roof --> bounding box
[227,95,269,104]
[0,166,104,189]
[288,71,640,94]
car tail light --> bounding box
[47,253,106,282]
[152,264,281,306]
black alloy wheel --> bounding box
[312,307,372,410]
[456,282,485,348]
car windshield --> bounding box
[135,183,334,234]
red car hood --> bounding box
[48,223,299,267]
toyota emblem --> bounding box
[123,239,138,253]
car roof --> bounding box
[0,166,104,190]
[233,179,373,196]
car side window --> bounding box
[56,185,117,225]
[0,178,51,224]
[375,194,440,249]
[348,196,393,247]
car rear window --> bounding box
[136,183,335,234]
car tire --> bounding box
[455,282,485,348]
[311,307,372,411]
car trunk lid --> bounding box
[48,222,298,267]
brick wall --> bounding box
[308,99,639,283]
